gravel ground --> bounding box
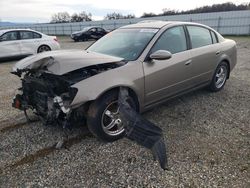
[0,36,249,187]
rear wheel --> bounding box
[37,45,51,53]
[209,62,229,92]
[87,90,136,142]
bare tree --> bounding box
[71,11,92,22]
[105,12,135,20]
[140,12,157,18]
[51,12,71,23]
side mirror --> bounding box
[149,50,172,60]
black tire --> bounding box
[37,45,51,53]
[209,61,229,92]
[87,90,136,142]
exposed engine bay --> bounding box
[12,62,124,127]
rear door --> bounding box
[0,31,21,58]
[186,25,221,85]
[143,26,193,105]
[19,31,42,55]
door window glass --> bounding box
[20,31,34,39]
[151,26,187,54]
[187,26,213,48]
[1,31,18,41]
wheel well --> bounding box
[37,45,51,53]
[98,87,140,112]
[222,59,230,79]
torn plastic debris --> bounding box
[118,87,168,170]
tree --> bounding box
[71,11,92,22]
[141,2,250,18]
[140,12,157,18]
[162,8,179,16]
[51,12,71,23]
[105,12,135,20]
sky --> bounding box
[0,0,248,23]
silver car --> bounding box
[12,21,237,142]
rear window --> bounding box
[187,26,213,48]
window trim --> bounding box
[146,25,188,59]
[185,24,214,49]
[209,30,218,44]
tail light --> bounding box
[54,37,58,42]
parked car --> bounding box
[0,29,60,59]
[12,21,237,142]
[71,26,108,42]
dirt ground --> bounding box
[0,36,249,187]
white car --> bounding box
[0,29,60,59]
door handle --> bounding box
[185,59,192,66]
[216,51,221,55]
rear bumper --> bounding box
[50,41,61,50]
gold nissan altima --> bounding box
[12,21,237,141]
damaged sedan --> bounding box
[12,21,237,143]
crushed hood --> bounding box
[12,50,124,75]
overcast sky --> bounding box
[0,0,248,22]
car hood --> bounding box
[12,50,124,75]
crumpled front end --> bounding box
[12,71,78,126]
[11,52,125,127]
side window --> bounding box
[187,26,212,48]
[90,28,97,32]
[20,31,33,39]
[210,31,218,44]
[20,31,41,39]
[97,28,104,32]
[33,32,42,39]
[1,31,18,41]
[151,26,187,54]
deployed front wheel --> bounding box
[87,90,136,142]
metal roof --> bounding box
[120,21,175,29]
[0,28,34,35]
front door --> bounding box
[0,31,21,58]
[143,26,193,106]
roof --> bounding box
[121,21,177,29]
[0,28,36,36]
[120,20,207,29]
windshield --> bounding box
[87,28,158,61]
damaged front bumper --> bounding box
[12,72,79,127]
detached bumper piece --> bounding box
[118,87,168,170]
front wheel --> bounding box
[87,90,136,142]
[209,62,229,92]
